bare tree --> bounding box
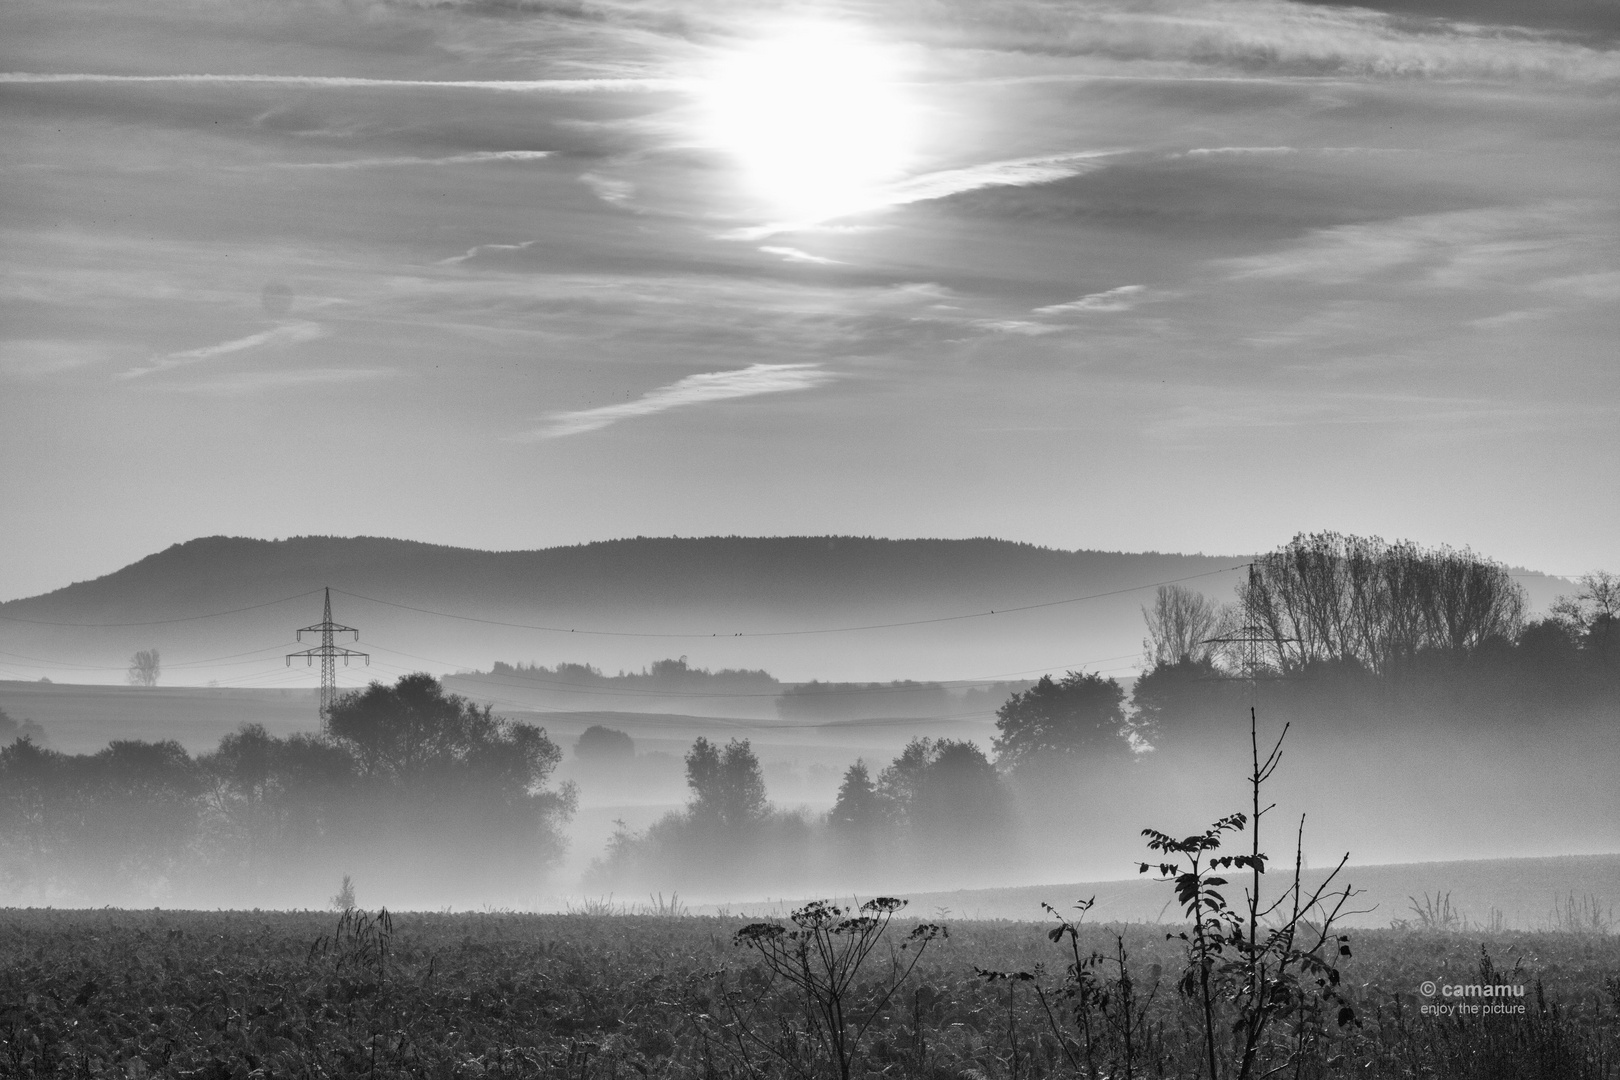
[1142,584,1229,667]
[1551,570,1619,663]
[1551,570,1620,634]
[127,648,161,687]
[1239,533,1525,676]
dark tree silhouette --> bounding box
[912,739,1007,843]
[872,738,1012,850]
[874,737,935,822]
[685,736,768,830]
[1240,533,1525,675]
[992,671,1129,772]
[1551,571,1620,674]
[85,740,202,881]
[200,724,356,884]
[575,724,634,763]
[326,672,563,789]
[324,673,575,880]
[1130,658,1245,747]
[828,759,885,833]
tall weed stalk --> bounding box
[1139,707,1363,1080]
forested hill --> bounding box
[0,535,1572,687]
[2,535,1253,614]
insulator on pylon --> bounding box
[286,585,368,727]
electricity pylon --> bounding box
[1201,566,1294,693]
[287,586,368,726]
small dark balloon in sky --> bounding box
[261,281,294,319]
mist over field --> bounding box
[6,0,1619,1072]
[3,0,1615,921]
[2,533,1614,923]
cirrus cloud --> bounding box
[0,72,680,93]
[118,322,327,380]
[519,362,838,440]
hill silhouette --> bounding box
[0,535,1571,697]
[2,535,1238,614]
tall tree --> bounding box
[992,672,1130,773]
[324,672,575,875]
[1241,532,1525,675]
[1142,585,1230,668]
[685,737,768,830]
[1551,570,1620,666]
[1131,657,1243,747]
[827,759,885,832]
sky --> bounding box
[2,0,1617,601]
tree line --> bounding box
[3,532,1612,901]
[0,674,575,906]
[587,670,1127,892]
[590,534,1616,892]
[1135,533,1617,743]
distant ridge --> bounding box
[0,535,1574,687]
[1,534,1237,611]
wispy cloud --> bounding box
[971,319,1064,336]
[1180,147,1411,159]
[730,150,1123,238]
[440,240,540,266]
[883,150,1121,206]
[1184,146,1298,157]
[930,0,1620,82]
[265,151,552,170]
[0,72,679,93]
[1468,308,1555,330]
[1034,285,1148,315]
[759,246,843,265]
[522,363,837,440]
[118,322,326,380]
[180,367,393,396]
[1225,203,1604,287]
[579,173,637,206]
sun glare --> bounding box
[699,23,914,222]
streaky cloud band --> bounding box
[729,149,1125,240]
[263,151,554,170]
[0,72,682,93]
[520,363,837,440]
[118,322,327,381]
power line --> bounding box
[0,589,323,628]
[0,643,294,671]
[0,566,1243,639]
[0,562,1575,635]
[330,565,1247,639]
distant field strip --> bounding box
[329,564,1249,638]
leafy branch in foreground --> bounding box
[1140,708,1367,1080]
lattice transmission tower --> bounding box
[287,586,368,725]
[1201,565,1295,698]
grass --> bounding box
[1,906,1615,1079]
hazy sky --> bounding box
[3,0,1617,600]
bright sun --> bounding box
[699,23,914,221]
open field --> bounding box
[2,906,1616,1079]
[896,854,1620,932]
[0,683,323,756]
